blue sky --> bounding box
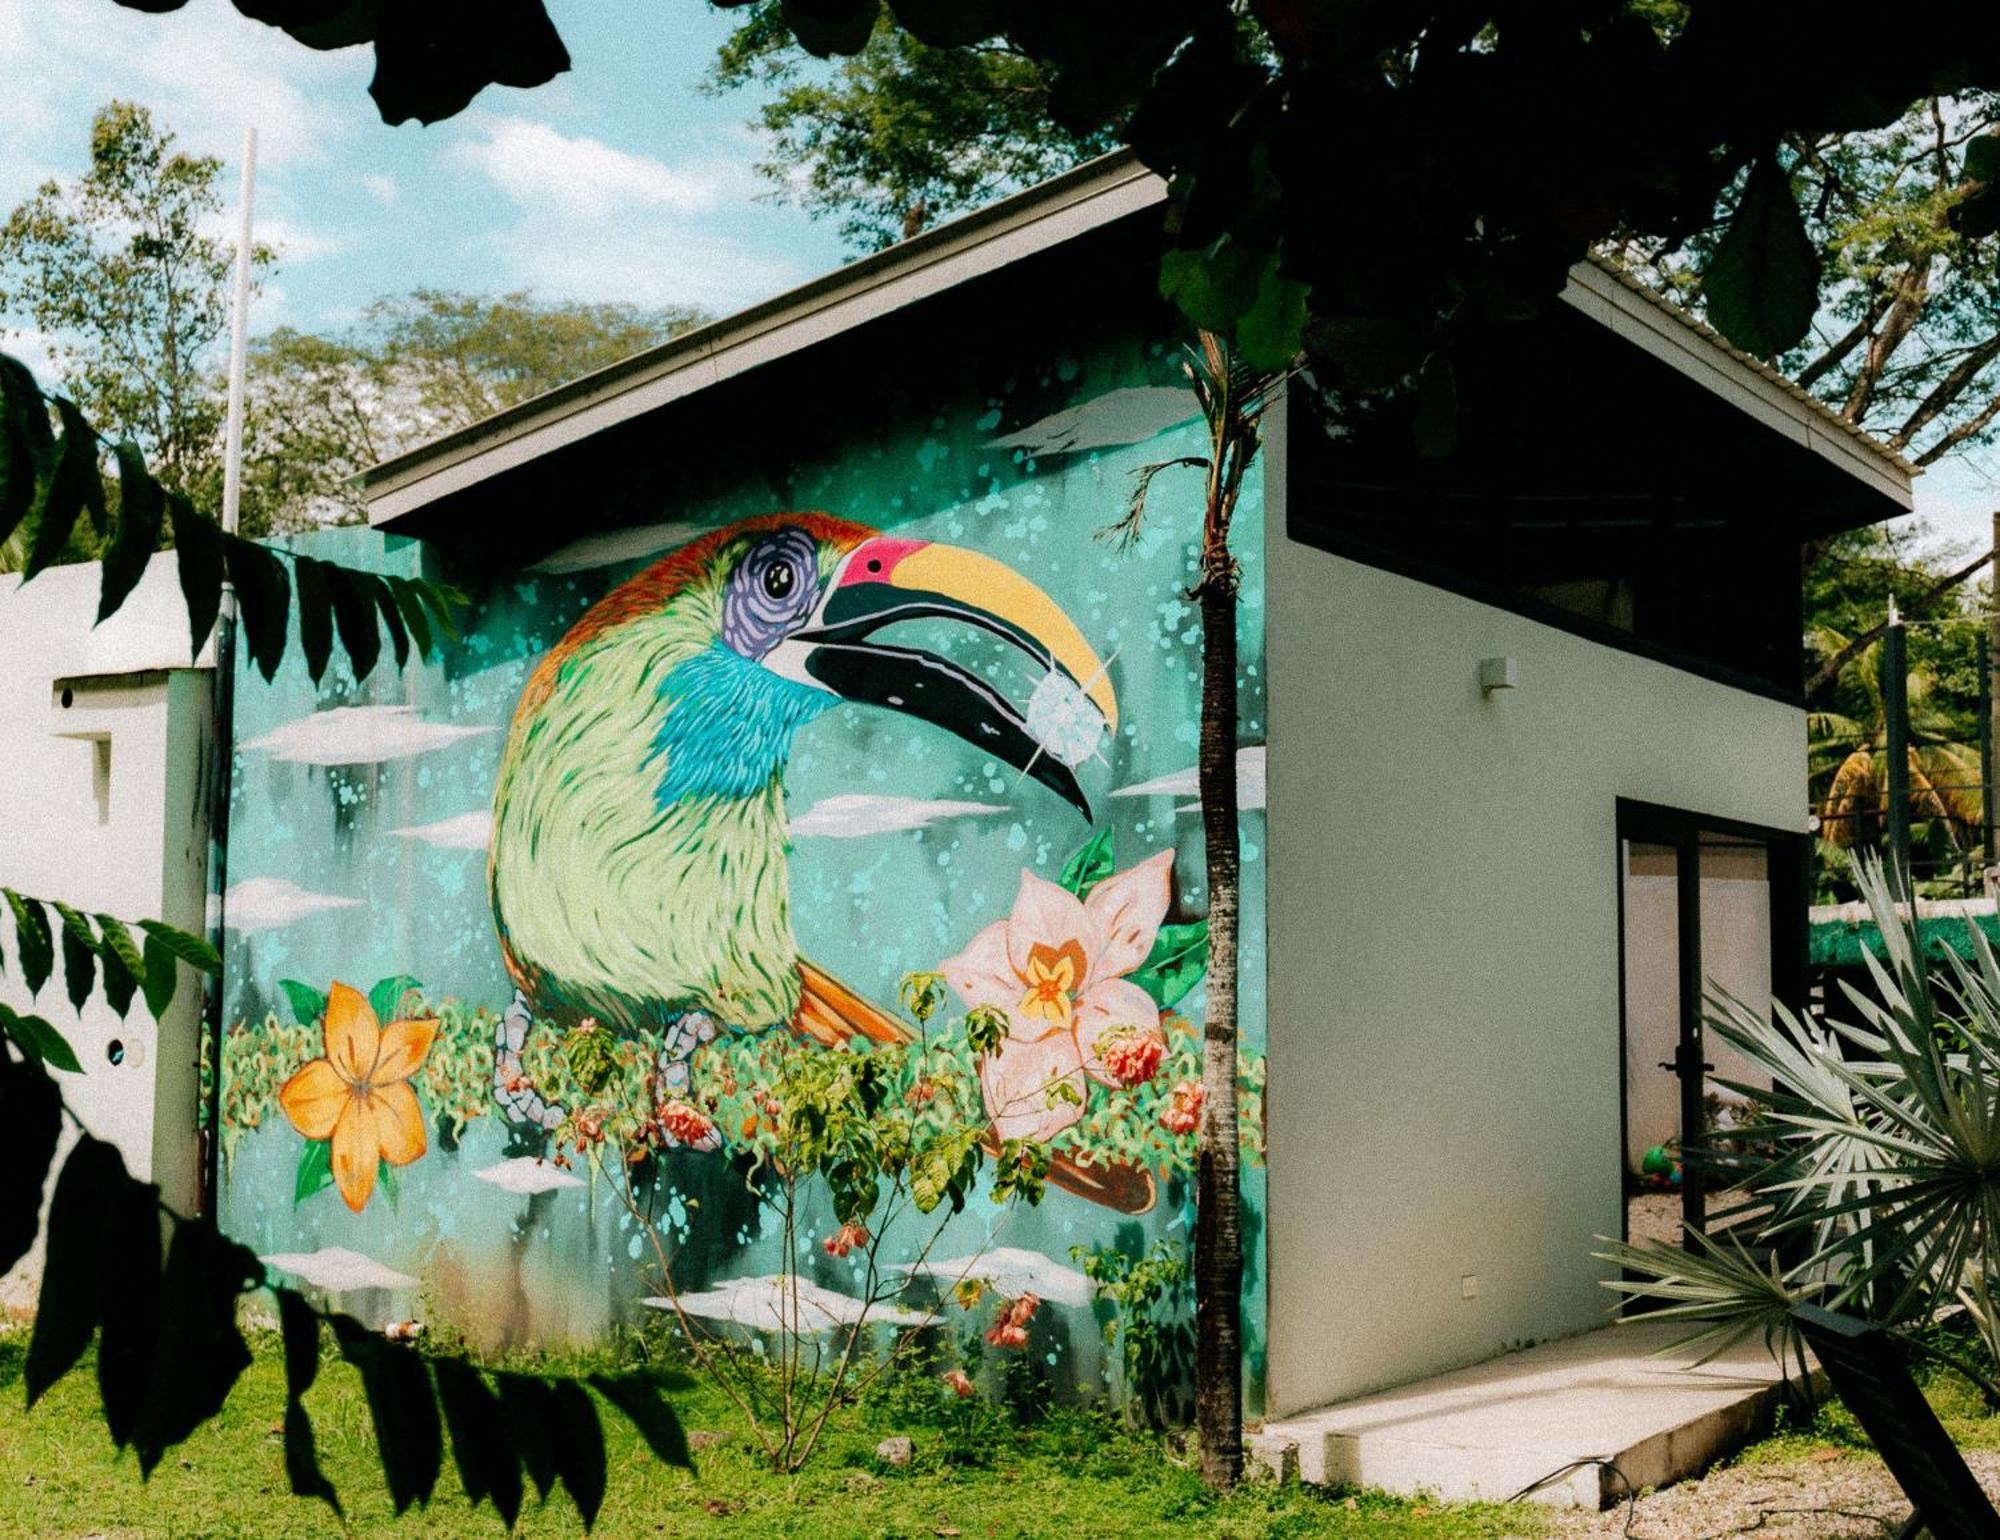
[0,0,1993,555]
[0,1,850,340]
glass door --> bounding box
[1618,806,1804,1252]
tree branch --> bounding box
[1805,544,1996,697]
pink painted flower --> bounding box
[941,851,1174,1142]
[1160,1080,1204,1136]
[823,1220,870,1258]
[1097,1028,1167,1087]
[659,1099,716,1146]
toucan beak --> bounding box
[772,537,1117,819]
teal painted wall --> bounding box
[215,330,1267,1410]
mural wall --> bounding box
[214,331,1269,1409]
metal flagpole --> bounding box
[1883,594,1912,900]
[197,125,255,1217]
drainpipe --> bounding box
[1883,595,1911,901]
[196,126,255,1218]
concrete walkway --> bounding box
[1252,1321,1807,1509]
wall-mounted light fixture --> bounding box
[1478,657,1518,696]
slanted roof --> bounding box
[362,151,1913,531]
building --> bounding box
[203,153,1911,1420]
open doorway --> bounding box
[1617,803,1807,1252]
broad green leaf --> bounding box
[283,1399,344,1515]
[294,1138,333,1205]
[292,556,336,684]
[168,494,225,657]
[279,978,328,1027]
[386,576,434,661]
[136,918,221,975]
[99,442,164,624]
[420,582,466,644]
[1968,134,2000,183]
[370,974,423,1024]
[373,578,410,668]
[96,915,147,1020]
[493,1373,561,1500]
[27,1139,126,1403]
[0,355,49,547]
[327,566,382,683]
[1703,152,1820,360]
[1235,260,1308,372]
[784,0,879,55]
[1130,920,1208,1008]
[276,1290,341,1513]
[0,1004,81,1073]
[140,930,179,1019]
[1160,237,1266,335]
[1412,355,1459,459]
[4,889,54,996]
[224,535,292,682]
[0,1048,62,1275]
[24,400,105,579]
[1059,827,1116,896]
[548,1380,607,1527]
[52,901,96,1015]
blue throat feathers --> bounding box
[648,641,835,807]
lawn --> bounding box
[0,1330,1543,1540]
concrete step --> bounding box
[1251,1319,1809,1509]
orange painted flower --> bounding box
[278,982,437,1212]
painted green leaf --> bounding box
[1058,827,1115,897]
[279,979,327,1027]
[377,1158,399,1211]
[1130,920,1209,1009]
[294,1139,333,1205]
[1702,152,1820,360]
[370,974,423,1024]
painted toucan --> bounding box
[488,513,1152,1210]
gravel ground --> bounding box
[1546,1448,2000,1540]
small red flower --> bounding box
[659,1100,716,1146]
[1097,1028,1167,1087]
[1160,1080,1204,1136]
[823,1220,871,1258]
[942,1368,977,1398]
[984,1292,1040,1348]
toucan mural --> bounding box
[212,335,1270,1401]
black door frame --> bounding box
[1615,799,1808,1248]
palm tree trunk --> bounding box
[1193,494,1243,1490]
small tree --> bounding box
[1110,330,1284,1489]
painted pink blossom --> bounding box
[941,851,1173,1142]
[1160,1080,1204,1136]
[823,1220,870,1258]
[1098,1028,1167,1088]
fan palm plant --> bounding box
[1603,855,2000,1399]
[1809,625,1982,854]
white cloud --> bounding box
[358,173,396,203]
[789,794,1010,839]
[892,1247,1094,1308]
[242,705,495,766]
[388,810,493,851]
[472,1156,582,1195]
[262,1246,419,1292]
[1113,745,1267,813]
[453,116,718,220]
[222,877,361,932]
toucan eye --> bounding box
[721,528,820,660]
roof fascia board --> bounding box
[364,156,1166,526]
[1558,262,1913,511]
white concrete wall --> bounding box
[1262,472,1806,1416]
[0,555,212,1309]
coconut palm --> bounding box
[1809,625,1983,854]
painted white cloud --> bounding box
[789,794,1010,839]
[222,877,361,933]
[892,1247,1094,1308]
[242,705,494,766]
[644,1275,928,1333]
[262,1246,418,1292]
[453,116,718,220]
[1112,745,1267,813]
[527,520,711,575]
[472,1156,582,1196]
[987,387,1199,458]
[389,810,493,852]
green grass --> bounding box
[0,1331,1544,1539]
[1732,1333,2000,1468]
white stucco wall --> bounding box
[1262,475,1807,1416]
[0,555,213,1309]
